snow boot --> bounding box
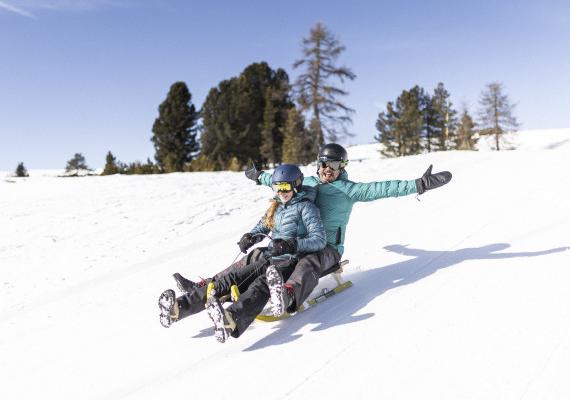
[158,289,179,328]
[206,295,236,343]
[266,265,294,317]
[172,272,196,293]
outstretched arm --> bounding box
[343,179,418,202]
[244,163,273,187]
[244,163,264,185]
[258,171,273,187]
[415,165,452,194]
[384,244,429,257]
[343,164,452,202]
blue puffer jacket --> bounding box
[249,188,326,259]
[259,170,417,255]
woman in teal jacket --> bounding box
[247,143,452,316]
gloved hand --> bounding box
[271,239,297,257]
[415,165,452,194]
[245,162,262,183]
[237,233,260,253]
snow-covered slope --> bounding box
[2,129,570,400]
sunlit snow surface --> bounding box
[2,129,570,399]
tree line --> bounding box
[100,22,357,175]
[11,23,520,178]
[375,81,519,157]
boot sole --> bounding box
[158,289,176,328]
[266,265,286,317]
[206,297,231,343]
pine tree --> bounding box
[293,23,356,144]
[151,81,199,172]
[455,107,478,150]
[477,82,520,151]
[375,102,400,157]
[282,107,312,164]
[395,86,423,156]
[188,154,216,172]
[260,88,278,166]
[419,89,436,153]
[15,162,29,177]
[200,62,292,170]
[375,87,423,157]
[123,159,157,175]
[101,151,120,175]
[65,153,90,174]
[260,81,293,166]
[431,83,457,151]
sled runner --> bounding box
[258,259,352,321]
[220,259,352,322]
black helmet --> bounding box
[272,164,304,192]
[319,143,348,162]
[318,143,348,171]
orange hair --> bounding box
[263,199,280,230]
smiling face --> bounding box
[276,190,294,203]
[318,165,341,183]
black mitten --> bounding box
[237,233,258,253]
[271,239,297,256]
[245,162,262,183]
[416,165,452,194]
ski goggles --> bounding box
[272,182,293,193]
[318,157,348,171]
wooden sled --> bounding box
[255,259,352,322]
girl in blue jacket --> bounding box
[159,165,326,343]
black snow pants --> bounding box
[223,258,297,338]
[285,244,341,313]
[175,248,267,320]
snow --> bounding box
[2,128,570,400]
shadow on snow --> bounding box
[243,243,568,351]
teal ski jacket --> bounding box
[249,188,326,259]
[258,170,417,255]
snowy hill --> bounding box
[2,129,570,400]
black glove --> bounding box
[271,239,297,257]
[237,233,261,253]
[415,165,452,194]
[245,162,262,183]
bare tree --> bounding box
[293,23,356,144]
[478,82,520,151]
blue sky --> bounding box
[1,0,569,169]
